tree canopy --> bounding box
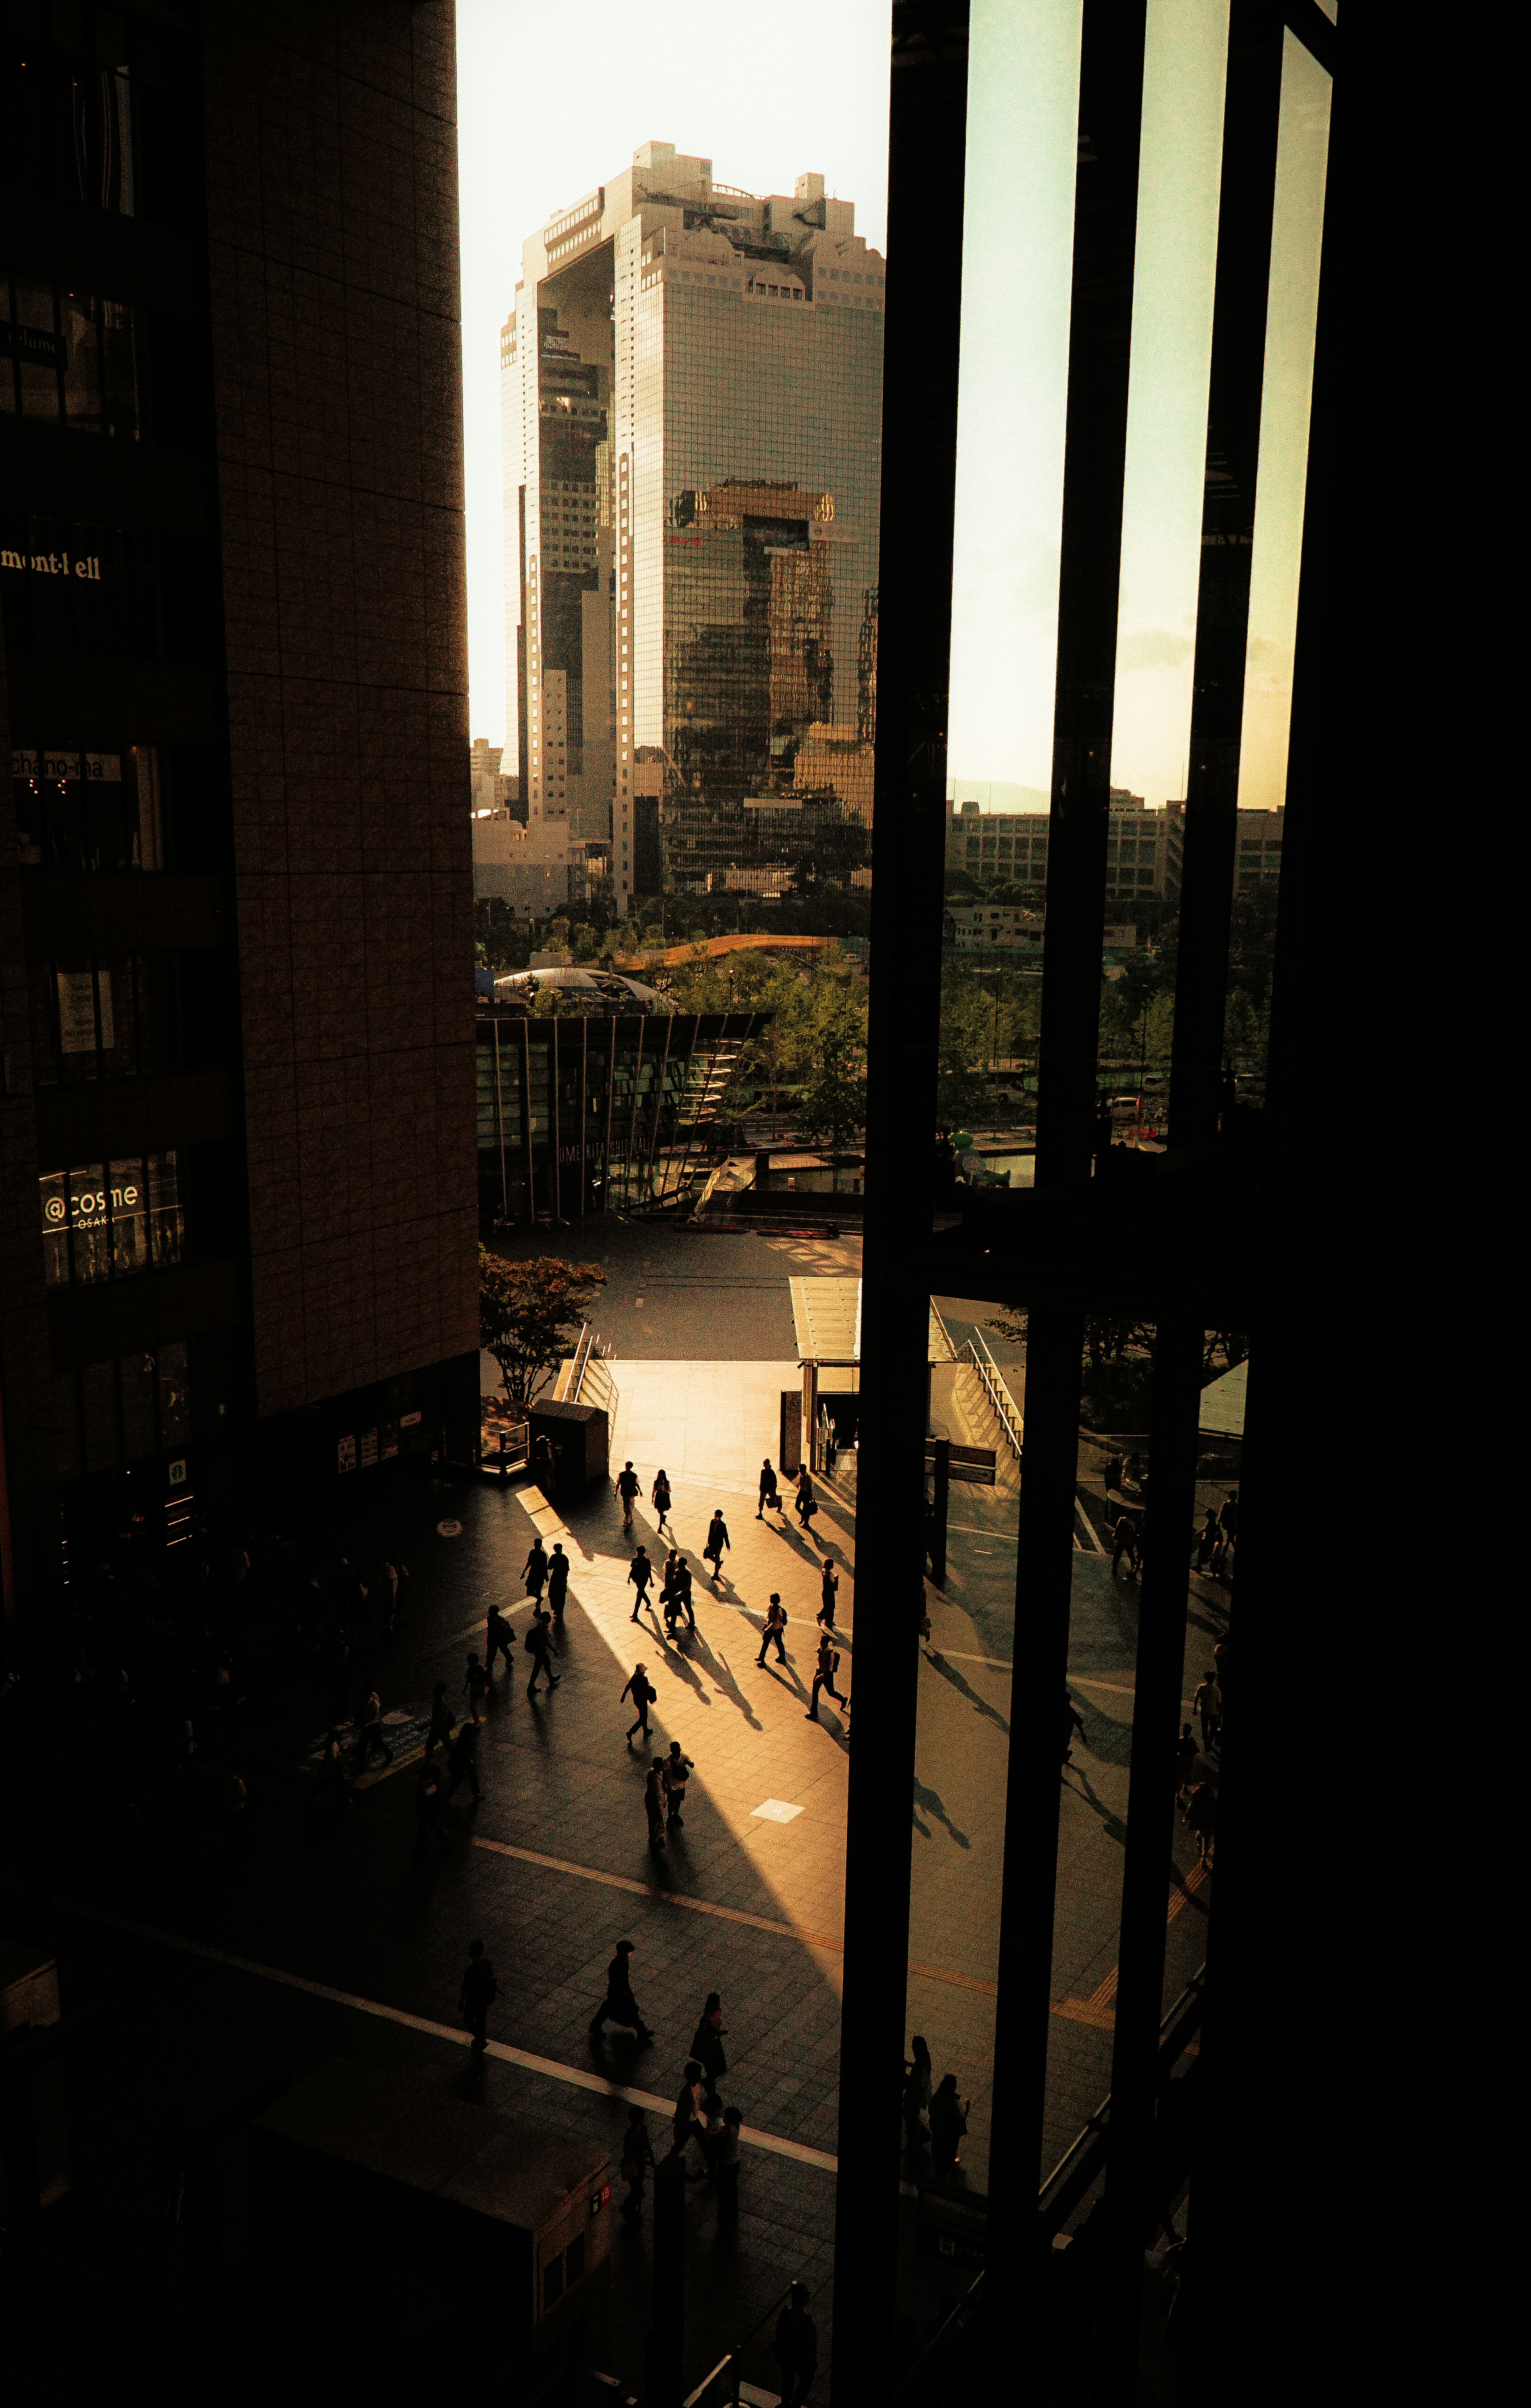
[478,1249,607,1409]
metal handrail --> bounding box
[557,1322,595,1404]
[682,2274,822,2408]
[961,1333,1023,1460]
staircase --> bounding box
[556,1322,620,1424]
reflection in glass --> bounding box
[120,1351,158,1461]
[157,1341,190,1449]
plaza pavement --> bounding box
[6,1228,1227,2390]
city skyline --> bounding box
[457,1,1328,819]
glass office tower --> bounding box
[503,144,884,911]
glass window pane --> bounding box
[109,1157,148,1275]
[120,1350,158,1460]
[157,1341,190,1449]
[67,1162,111,1284]
[146,1151,183,1268]
[80,1359,119,1473]
[39,1171,69,1287]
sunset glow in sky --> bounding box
[456,0,1328,812]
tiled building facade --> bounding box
[0,2,478,1613]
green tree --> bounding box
[478,1248,607,1410]
[937,971,1000,1127]
[797,975,868,1150]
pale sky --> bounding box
[456,0,1328,813]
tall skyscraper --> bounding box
[503,143,884,914]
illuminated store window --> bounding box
[0,274,142,437]
[39,1151,183,1290]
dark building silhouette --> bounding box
[0,2,477,1612]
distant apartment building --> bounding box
[944,903,1137,957]
[945,790,1280,911]
[504,142,884,910]
[470,738,521,821]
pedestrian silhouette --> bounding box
[818,1558,840,1628]
[521,1538,548,1600]
[929,2075,970,2176]
[757,1459,782,1518]
[628,1546,653,1622]
[589,1938,652,2040]
[807,1634,846,1719]
[690,1991,727,2112]
[663,1741,694,1828]
[485,1602,514,1680]
[704,1510,730,1584]
[459,1939,496,2058]
[619,2106,657,2223]
[525,1607,560,1700]
[616,1460,641,1530]
[651,1469,672,1532]
[644,1758,666,1850]
[775,2283,820,2408]
[1061,1691,1086,1766]
[757,1595,788,1666]
[445,1713,482,1805]
[621,1662,655,1745]
[547,1542,570,1618]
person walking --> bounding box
[464,1650,489,1712]
[1174,1721,1200,1803]
[903,2036,933,2165]
[547,1542,570,1620]
[757,1458,782,1518]
[628,1546,654,1622]
[818,1559,840,1630]
[319,1727,354,1809]
[521,1537,549,1601]
[1061,1691,1086,1766]
[619,2106,657,2225]
[929,2076,970,2176]
[663,1741,695,1830]
[1103,1452,1124,1498]
[714,2106,743,2222]
[1218,1489,1240,1544]
[690,1992,728,2113]
[525,1607,561,1701]
[1111,1512,1141,1579]
[445,1712,482,1806]
[1192,1670,1222,1752]
[1194,1506,1221,1573]
[616,1460,641,1531]
[425,1682,455,1759]
[774,2283,820,2408]
[794,1468,819,1533]
[671,1554,696,1636]
[643,1757,667,1851]
[417,1756,449,1844]
[1183,1779,1217,1868]
[588,1938,653,2040]
[756,1595,788,1667]
[807,1633,846,1721]
[484,1602,514,1681]
[459,1939,496,2059]
[668,2061,708,2169]
[354,1686,390,1768]
[651,1469,672,1533]
[621,1663,655,1746]
[703,1509,730,1585]
[660,1550,683,1639]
